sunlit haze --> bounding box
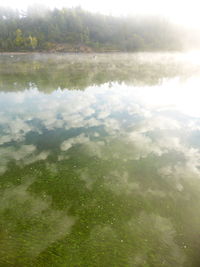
[1,0,200,28]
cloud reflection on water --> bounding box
[1,78,200,178]
[1,75,200,265]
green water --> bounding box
[1,52,200,266]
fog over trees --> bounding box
[0,6,192,52]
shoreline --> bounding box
[0,50,184,55]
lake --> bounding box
[1,52,200,266]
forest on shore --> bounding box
[0,6,185,52]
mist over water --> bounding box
[1,52,200,266]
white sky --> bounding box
[1,0,200,28]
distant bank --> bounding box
[0,6,186,53]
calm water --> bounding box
[1,52,200,266]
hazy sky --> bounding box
[1,0,200,28]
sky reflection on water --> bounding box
[1,53,200,266]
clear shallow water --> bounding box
[1,52,200,266]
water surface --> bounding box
[1,52,200,266]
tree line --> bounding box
[0,6,183,52]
